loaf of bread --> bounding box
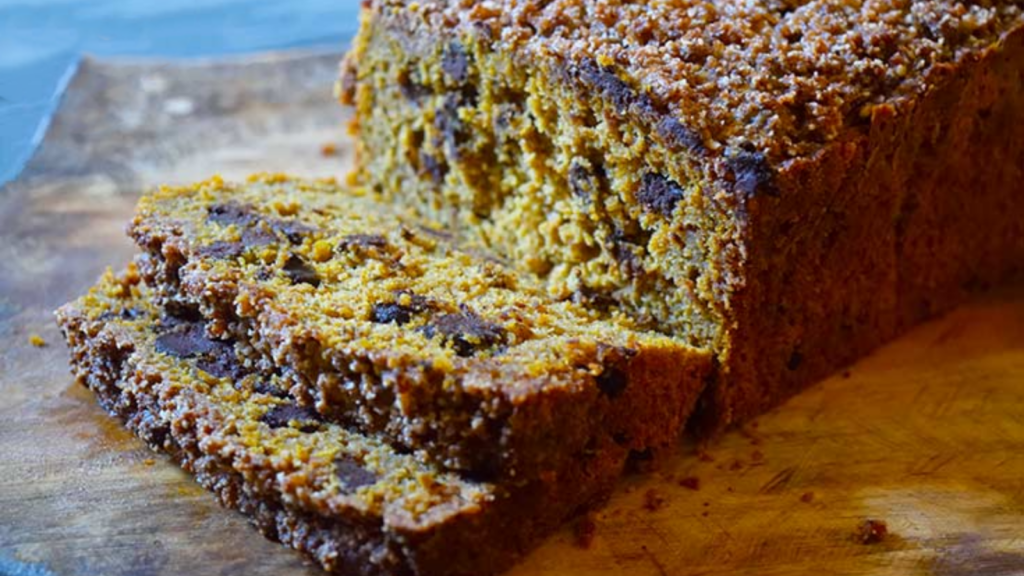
[56,267,649,576]
[128,174,712,480]
[341,0,1024,431]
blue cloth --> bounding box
[0,1,360,185]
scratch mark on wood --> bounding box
[758,466,796,495]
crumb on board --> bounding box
[842,370,853,379]
[143,458,156,466]
[574,513,597,549]
[856,519,889,544]
[644,488,667,512]
[28,334,46,347]
[697,449,715,462]
[321,142,338,157]
[678,476,701,491]
[729,459,744,471]
[751,450,765,463]
[801,491,815,503]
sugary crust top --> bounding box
[395,0,1023,162]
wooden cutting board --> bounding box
[2,51,1022,576]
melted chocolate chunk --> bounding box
[422,308,506,357]
[370,303,415,326]
[638,173,685,217]
[194,345,242,379]
[370,292,431,326]
[154,323,222,358]
[282,255,320,287]
[656,117,704,154]
[577,60,637,114]
[98,307,141,321]
[250,380,288,398]
[441,42,470,84]
[729,150,776,198]
[419,151,447,184]
[338,234,388,250]
[261,404,322,432]
[398,70,432,102]
[568,162,602,201]
[594,344,638,399]
[334,455,378,491]
[612,242,645,277]
[252,380,290,398]
[207,203,259,227]
[155,322,240,378]
[435,93,470,161]
[196,240,244,260]
[270,219,315,245]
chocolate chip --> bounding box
[421,307,505,357]
[194,344,242,379]
[261,404,322,432]
[370,303,415,326]
[595,344,638,399]
[435,93,469,161]
[282,255,320,287]
[728,149,776,198]
[155,323,222,358]
[577,60,637,114]
[787,349,803,371]
[252,381,290,398]
[419,151,447,184]
[155,322,241,378]
[338,234,388,250]
[334,455,378,491]
[568,161,603,201]
[196,240,244,260]
[99,307,141,321]
[398,70,432,102]
[638,173,684,217]
[370,291,432,325]
[441,42,470,84]
[656,117,704,154]
[612,242,645,277]
[207,203,259,227]
[570,286,617,312]
[270,219,315,245]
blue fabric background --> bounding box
[0,1,361,185]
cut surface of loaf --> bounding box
[128,174,712,479]
[341,0,1024,432]
[56,268,647,576]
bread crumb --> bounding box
[28,334,46,347]
[143,458,156,466]
[800,491,815,503]
[751,450,765,463]
[321,143,338,157]
[697,449,715,462]
[856,519,888,544]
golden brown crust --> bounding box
[344,1,1024,437]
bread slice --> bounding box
[56,267,662,576]
[340,0,1024,433]
[128,174,712,480]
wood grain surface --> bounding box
[1,52,1022,576]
